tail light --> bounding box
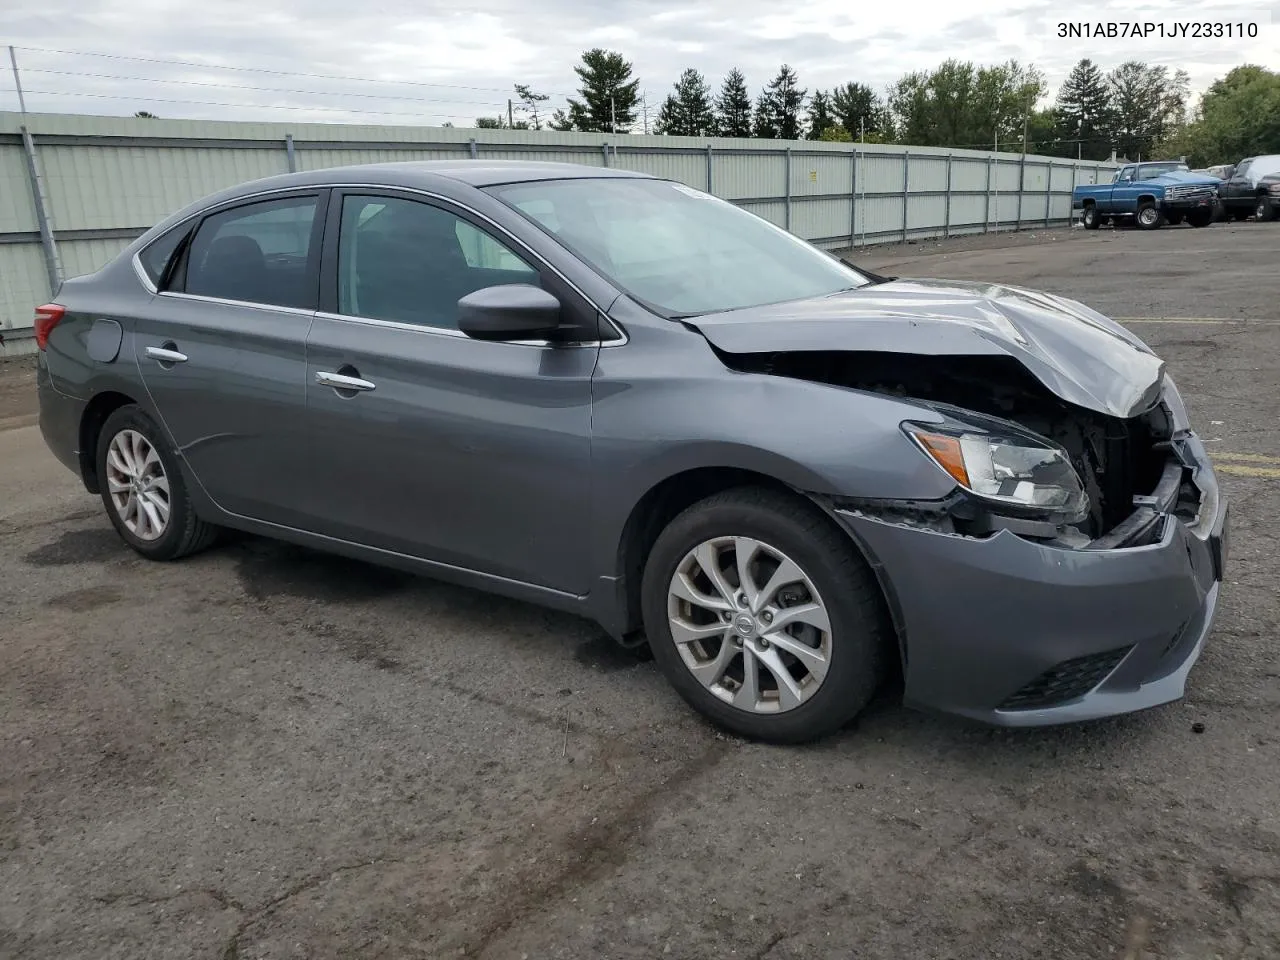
[34,304,65,350]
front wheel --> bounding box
[1258,197,1277,222]
[96,405,219,561]
[1187,209,1213,228]
[641,488,890,744]
[1135,201,1163,230]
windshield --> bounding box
[485,177,870,317]
[1136,162,1189,179]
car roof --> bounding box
[225,159,655,198]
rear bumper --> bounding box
[36,354,86,478]
[835,435,1228,726]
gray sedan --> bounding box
[34,161,1229,743]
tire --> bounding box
[1230,208,1250,222]
[1187,209,1213,228]
[1081,205,1101,230]
[96,404,219,561]
[1258,197,1277,222]
[640,487,890,744]
[1165,212,1184,226]
[1135,201,1163,230]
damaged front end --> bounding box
[721,349,1201,550]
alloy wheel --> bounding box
[105,429,171,541]
[666,536,832,714]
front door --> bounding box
[301,190,597,594]
[133,191,326,525]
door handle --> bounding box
[145,345,188,364]
[316,370,376,392]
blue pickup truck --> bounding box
[1073,161,1221,230]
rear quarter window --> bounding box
[137,224,191,287]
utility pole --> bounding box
[1022,112,1029,155]
[610,95,616,134]
[8,45,28,114]
[507,99,513,128]
[860,116,865,143]
[642,95,648,135]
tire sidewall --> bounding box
[641,494,885,743]
[1082,206,1098,229]
[97,405,196,560]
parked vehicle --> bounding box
[1257,173,1280,220]
[1073,161,1220,229]
[1218,155,1280,221]
[1191,165,1234,220]
[34,162,1229,743]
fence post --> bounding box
[19,126,62,296]
[849,148,858,248]
[1045,163,1053,226]
[706,144,714,193]
[784,147,792,232]
[602,142,611,167]
[1016,152,1027,230]
[901,151,910,243]
[993,157,1000,234]
[944,154,953,239]
[285,134,296,173]
[468,138,478,159]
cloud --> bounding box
[2,0,1276,124]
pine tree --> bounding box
[1054,59,1113,160]
[806,90,836,139]
[654,68,714,136]
[753,65,807,140]
[830,82,883,139]
[713,68,753,138]
[559,48,641,133]
[513,83,550,131]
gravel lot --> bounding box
[2,222,1279,960]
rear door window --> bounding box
[182,196,321,309]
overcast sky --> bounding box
[2,0,1278,128]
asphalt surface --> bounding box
[2,221,1279,960]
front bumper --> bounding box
[835,434,1228,726]
[1163,195,1217,211]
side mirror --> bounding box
[457,284,562,342]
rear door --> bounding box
[301,189,598,593]
[133,190,327,525]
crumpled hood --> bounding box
[687,278,1166,419]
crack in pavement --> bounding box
[461,739,736,958]
[92,887,246,913]
[219,857,404,960]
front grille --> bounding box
[1166,186,1214,201]
[999,647,1133,711]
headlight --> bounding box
[903,417,1088,520]
[1269,183,1280,194]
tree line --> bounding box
[477,50,1280,168]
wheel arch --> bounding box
[603,466,903,672]
[78,390,139,494]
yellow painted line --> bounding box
[1214,464,1280,479]
[1211,452,1280,465]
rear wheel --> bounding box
[97,405,219,561]
[1135,201,1163,230]
[641,488,890,744]
[1081,204,1101,230]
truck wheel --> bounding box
[1136,202,1163,230]
[1257,197,1277,222]
[1187,210,1213,228]
[1081,205,1101,230]
[1166,212,1184,226]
